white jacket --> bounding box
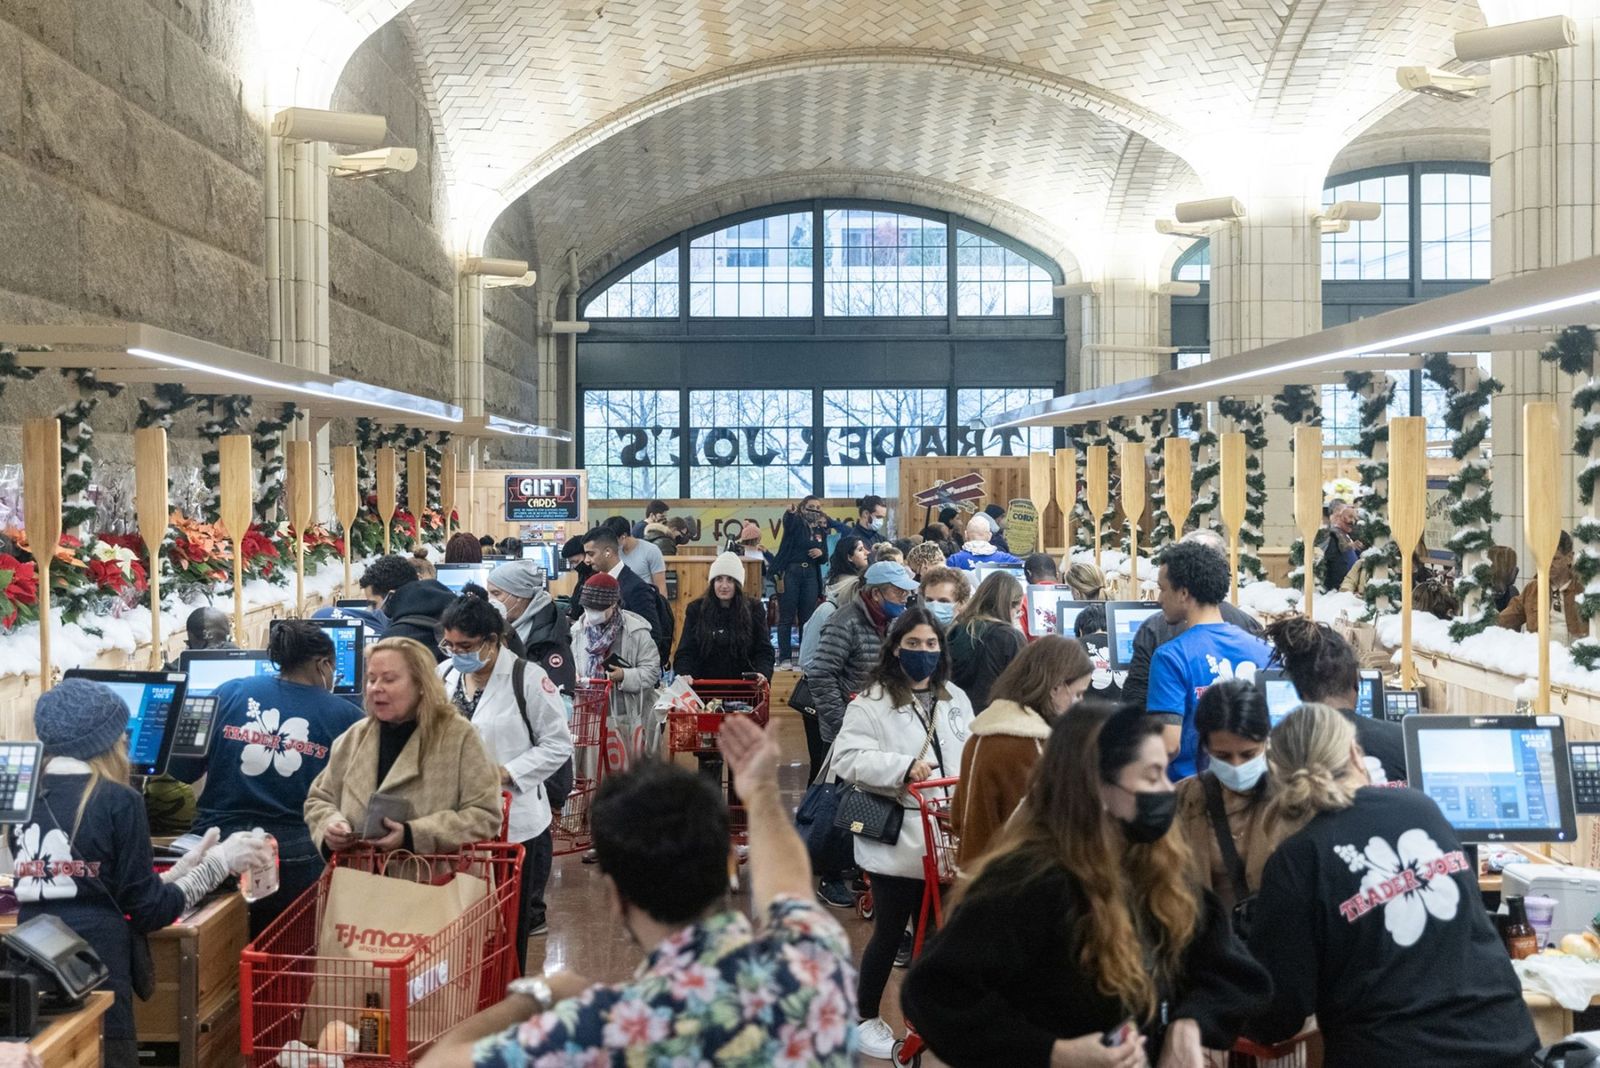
[437,651,573,843]
[831,682,975,879]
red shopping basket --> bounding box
[665,676,771,850]
[1209,1032,1319,1067]
[890,777,961,1068]
[240,843,523,1066]
[552,677,611,857]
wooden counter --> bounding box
[134,892,248,1068]
[29,991,111,1068]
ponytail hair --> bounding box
[1265,702,1362,834]
[1264,615,1359,704]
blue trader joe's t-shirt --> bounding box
[1146,622,1273,780]
[194,676,361,840]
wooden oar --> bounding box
[1294,424,1323,620]
[1029,450,1052,547]
[1525,401,1562,713]
[376,447,397,555]
[1086,445,1109,570]
[1054,448,1076,554]
[134,427,167,669]
[333,445,358,595]
[1389,417,1426,690]
[1121,441,1146,598]
[1220,432,1246,605]
[1164,436,1192,539]
[23,419,61,691]
[218,434,253,642]
[407,448,428,534]
[286,439,312,617]
[440,446,458,541]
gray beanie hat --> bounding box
[487,559,545,599]
[34,678,129,760]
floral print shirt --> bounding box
[471,896,857,1067]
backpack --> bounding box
[390,613,444,650]
[510,659,575,811]
[646,585,675,663]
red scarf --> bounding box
[862,592,890,634]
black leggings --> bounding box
[801,707,828,784]
[858,871,925,1019]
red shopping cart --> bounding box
[890,776,961,1068]
[666,676,772,851]
[552,677,611,857]
[1209,1032,1320,1066]
[240,843,523,1067]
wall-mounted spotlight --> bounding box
[1174,197,1246,224]
[1455,15,1576,62]
[1052,282,1101,299]
[1396,66,1489,101]
[463,257,538,290]
[1159,281,1202,298]
[1315,200,1382,234]
[271,107,387,146]
[329,148,418,180]
[547,321,590,335]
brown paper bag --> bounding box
[303,861,490,1050]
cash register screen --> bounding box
[1105,602,1162,670]
[1355,671,1383,719]
[0,742,42,823]
[274,619,364,695]
[172,651,277,758]
[1025,586,1089,638]
[63,669,187,778]
[436,564,493,593]
[1404,715,1578,843]
[1256,670,1303,726]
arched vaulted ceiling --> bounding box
[312,0,1493,276]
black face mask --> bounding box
[1117,788,1177,844]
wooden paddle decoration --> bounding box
[376,447,397,555]
[1086,445,1109,570]
[23,419,61,692]
[407,448,427,533]
[1029,450,1053,545]
[1054,448,1076,553]
[1525,401,1562,713]
[218,434,254,642]
[286,439,313,617]
[1294,425,1323,620]
[1389,417,1426,690]
[1121,442,1147,598]
[1163,437,1192,539]
[439,446,457,541]
[134,428,168,668]
[332,446,358,595]
[1220,432,1246,605]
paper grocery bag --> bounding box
[303,862,490,1049]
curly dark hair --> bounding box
[1264,615,1359,703]
[358,554,418,596]
[1157,541,1230,607]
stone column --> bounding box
[1078,275,1169,391]
[1485,0,1600,554]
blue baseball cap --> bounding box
[864,561,918,591]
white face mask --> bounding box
[1210,752,1268,794]
[583,607,611,626]
[490,597,509,618]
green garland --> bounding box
[1216,397,1267,582]
[1423,352,1503,641]
[251,403,297,526]
[197,395,253,522]
[1183,403,1221,537]
[1070,424,1096,552]
[55,369,125,539]
[1273,385,1323,591]
[1346,371,1400,617]
[1538,327,1600,666]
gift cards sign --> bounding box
[505,474,582,521]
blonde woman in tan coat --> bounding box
[305,636,502,854]
[952,637,1092,867]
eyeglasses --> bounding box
[439,638,492,656]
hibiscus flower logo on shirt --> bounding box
[1334,829,1468,947]
[239,698,312,778]
[1205,655,1259,685]
[12,824,76,901]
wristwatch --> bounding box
[507,976,554,1012]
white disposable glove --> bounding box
[161,827,220,882]
[218,830,274,875]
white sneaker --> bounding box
[856,1017,896,1059]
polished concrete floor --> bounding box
[527,678,934,1064]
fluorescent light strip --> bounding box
[128,347,458,423]
[1000,285,1600,427]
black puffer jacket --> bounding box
[808,598,887,743]
[382,578,456,660]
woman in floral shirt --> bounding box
[420,716,856,1068]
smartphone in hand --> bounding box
[1101,1020,1136,1047]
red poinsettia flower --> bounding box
[0,554,38,607]
[241,526,281,562]
[87,557,128,594]
[99,532,148,558]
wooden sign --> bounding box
[1525,401,1561,713]
[286,439,313,617]
[23,419,61,691]
[1054,448,1076,552]
[1163,437,1192,538]
[134,428,168,669]
[218,434,253,643]
[1389,417,1427,690]
[1005,499,1039,557]
[332,445,358,594]
[376,447,397,555]
[1028,451,1052,541]
[1219,432,1246,605]
[1120,441,1146,598]
[407,448,428,521]
[1294,425,1323,619]
[1086,445,1109,569]
[439,446,457,540]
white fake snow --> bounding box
[1372,610,1600,694]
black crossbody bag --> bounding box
[832,700,942,845]
[1203,773,1257,940]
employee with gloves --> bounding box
[9,679,272,1068]
[486,559,576,693]
[1244,704,1537,1068]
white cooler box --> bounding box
[1501,863,1600,942]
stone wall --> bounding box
[482,201,542,464]
[0,0,265,466]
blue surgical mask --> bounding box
[1210,752,1268,794]
[899,649,941,683]
[451,649,486,675]
[926,600,956,625]
[882,599,907,619]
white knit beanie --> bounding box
[709,552,745,585]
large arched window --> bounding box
[577,200,1068,500]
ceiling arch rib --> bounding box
[511,64,1200,284]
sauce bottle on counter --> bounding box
[1503,896,1539,960]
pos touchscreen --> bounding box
[62,669,187,779]
[1403,715,1578,844]
[273,618,364,695]
[1104,602,1162,670]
